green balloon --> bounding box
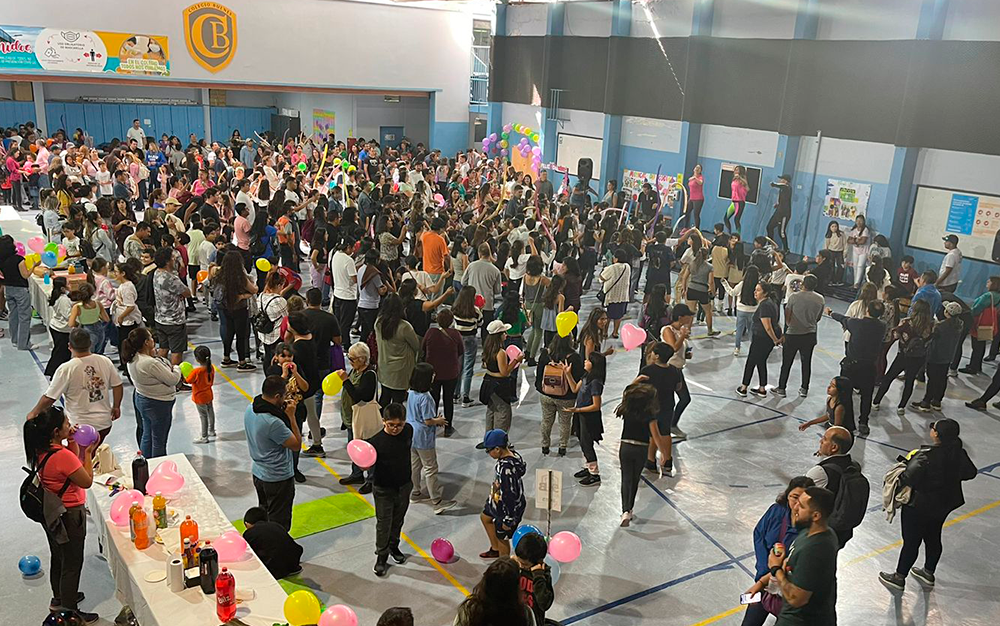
[44,242,58,254]
[501,132,509,140]
[297,162,307,171]
[179,362,194,378]
[341,151,348,159]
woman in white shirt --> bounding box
[256,270,289,365]
[504,240,531,295]
[122,327,181,458]
[847,215,870,288]
[599,248,632,338]
[722,265,762,357]
[111,260,144,370]
[44,277,74,378]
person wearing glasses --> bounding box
[368,402,413,578]
[335,342,379,492]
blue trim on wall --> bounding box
[432,121,470,158]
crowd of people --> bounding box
[2,119,985,625]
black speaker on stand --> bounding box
[577,158,593,184]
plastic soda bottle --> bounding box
[132,507,150,550]
[180,515,199,546]
[215,568,237,621]
[152,492,167,529]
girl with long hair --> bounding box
[617,382,672,527]
[452,285,484,407]
[214,249,258,370]
[578,306,612,362]
[725,165,748,233]
[685,236,719,336]
[736,284,783,398]
[454,558,534,626]
[496,289,528,350]
[68,282,109,354]
[848,214,870,288]
[522,255,550,366]
[723,264,761,356]
[874,298,934,415]
[566,351,607,485]
[482,319,521,434]
[540,274,566,347]
[824,220,846,285]
[44,277,74,377]
[375,293,421,407]
[799,377,857,434]
[110,259,144,372]
[504,239,530,295]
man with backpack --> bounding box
[804,426,870,549]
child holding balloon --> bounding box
[406,363,457,515]
[187,346,217,444]
[513,532,555,625]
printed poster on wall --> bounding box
[0,25,169,75]
[946,192,1000,238]
[823,179,871,221]
[312,109,335,141]
[622,168,679,208]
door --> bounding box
[380,126,404,150]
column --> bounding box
[484,1,506,139]
[678,0,715,189]
[599,0,631,191]
[31,81,46,135]
[201,88,212,144]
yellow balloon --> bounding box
[555,310,579,337]
[283,590,322,626]
[322,372,344,396]
[25,254,38,271]
[255,258,272,272]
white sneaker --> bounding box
[733,347,741,356]
[897,407,905,416]
[208,432,217,441]
[670,427,688,441]
[872,402,881,411]
[193,436,209,444]
[620,512,631,528]
[433,500,458,515]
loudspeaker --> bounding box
[577,158,593,182]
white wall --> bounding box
[795,136,896,184]
[501,102,544,131]
[943,0,1000,41]
[622,115,683,152]
[914,149,1000,196]
[355,95,430,146]
[630,0,696,38]
[816,0,922,40]
[559,108,605,140]
[711,0,798,39]
[564,2,612,38]
[4,0,471,123]
[699,124,778,168]
[506,3,548,36]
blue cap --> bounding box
[476,429,509,450]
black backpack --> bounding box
[20,450,71,524]
[252,294,279,335]
[826,460,870,533]
[136,272,157,325]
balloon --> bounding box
[319,605,359,626]
[511,524,542,550]
[284,590,322,626]
[110,489,145,526]
[555,311,579,337]
[347,439,377,469]
[332,158,341,167]
[481,138,490,147]
[41,251,58,267]
[533,133,540,142]
[490,133,497,141]
[501,149,508,157]
[549,531,582,563]
[505,344,523,362]
[58,244,67,257]
[500,140,508,149]
[28,236,45,253]
[196,270,209,283]
[503,123,512,133]
[523,127,532,135]
[433,193,445,204]
[18,555,42,577]
[474,294,485,308]
[430,538,454,563]
[255,258,272,272]
[322,372,344,396]
[532,146,542,156]
[620,323,646,352]
[179,362,194,379]
[15,241,25,256]
[146,460,185,495]
[25,254,38,271]
[214,530,249,562]
[341,151,348,159]
[73,424,99,447]
[348,165,356,173]
[501,132,509,141]
[44,242,58,254]
[297,162,307,171]
[545,554,561,585]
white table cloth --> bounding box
[88,453,288,626]
[29,273,53,326]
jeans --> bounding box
[673,371,691,428]
[373,483,411,559]
[741,334,775,387]
[874,354,923,408]
[5,284,32,349]
[135,393,175,458]
[253,476,295,532]
[44,505,86,611]
[540,395,574,449]
[525,303,545,359]
[304,392,321,443]
[431,377,458,427]
[196,402,216,437]
[734,310,753,350]
[222,307,250,362]
[81,322,105,357]
[778,332,817,391]
[313,368,330,420]
[485,393,512,434]
[619,443,647,514]
[460,335,478,399]
[410,448,442,502]
[895,506,947,576]
[922,362,950,405]
[334,297,358,342]
[98,319,116,355]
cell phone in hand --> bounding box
[740,592,762,605]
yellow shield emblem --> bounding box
[183,2,237,73]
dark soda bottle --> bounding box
[215,567,236,622]
[199,541,219,594]
[132,451,149,495]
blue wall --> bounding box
[0,101,35,129]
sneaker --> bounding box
[878,571,905,591]
[358,482,373,494]
[858,422,871,436]
[208,431,217,440]
[410,491,425,502]
[958,367,980,375]
[896,407,906,416]
[389,547,408,564]
[541,447,550,456]
[930,403,942,411]
[985,355,997,362]
[799,388,808,398]
[443,425,455,438]
[707,330,721,337]
[433,500,458,515]
[237,362,256,372]
[75,611,100,624]
[948,369,958,378]
[574,468,590,479]
[749,387,767,398]
[294,471,306,483]
[911,402,931,412]
[872,402,881,411]
[558,447,567,456]
[966,400,987,410]
[736,386,748,398]
[193,436,209,444]
[733,347,741,356]
[220,358,237,368]
[462,397,476,408]
[772,387,787,397]
[301,445,326,458]
[339,474,365,485]
[620,512,631,528]
[910,567,936,587]
[661,458,674,477]
[993,401,1000,410]
[644,459,657,472]
[479,549,500,559]
[374,559,389,577]
[670,426,687,441]
[580,473,601,486]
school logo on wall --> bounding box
[183,2,236,73]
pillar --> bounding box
[540,1,565,166]
[485,1,507,143]
[201,88,212,144]
[31,81,46,135]
[599,0,631,190]
[678,0,715,190]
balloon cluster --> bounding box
[482,122,543,173]
[285,589,358,626]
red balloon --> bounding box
[474,295,485,308]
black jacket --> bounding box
[902,441,977,517]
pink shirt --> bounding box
[688,174,704,201]
[192,179,214,196]
[731,178,747,203]
[39,445,85,508]
[36,147,50,174]
[94,273,116,309]
[234,215,251,250]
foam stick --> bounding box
[646,165,664,237]
[313,144,329,187]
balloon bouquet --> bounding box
[482,122,543,176]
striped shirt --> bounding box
[453,309,483,336]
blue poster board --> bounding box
[946,193,978,235]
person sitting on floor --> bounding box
[242,506,303,579]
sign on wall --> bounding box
[0,25,169,75]
[823,178,871,221]
[622,168,680,208]
[183,2,237,73]
[312,109,335,141]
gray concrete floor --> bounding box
[2,275,999,626]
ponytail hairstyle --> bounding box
[117,258,143,285]
[23,406,67,465]
[120,326,152,365]
[194,345,212,368]
[48,277,69,307]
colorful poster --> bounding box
[312,109,335,141]
[823,179,871,221]
[946,193,978,235]
[622,168,679,208]
[0,26,169,75]
[972,196,1000,239]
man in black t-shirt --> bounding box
[302,288,342,424]
[637,342,681,477]
[368,403,413,577]
[637,183,659,221]
[287,312,323,463]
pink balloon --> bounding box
[620,323,646,352]
[430,538,454,563]
[57,244,67,258]
[318,605,358,626]
[532,146,542,156]
[28,236,45,254]
[505,344,523,361]
[214,530,249,562]
[110,489,145,526]
[347,440,377,469]
[146,460,185,495]
[15,241,25,256]
[549,531,582,563]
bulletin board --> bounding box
[908,185,1000,263]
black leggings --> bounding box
[45,329,72,378]
[895,506,947,576]
[922,362,950,405]
[431,377,458,426]
[742,334,775,387]
[619,443,647,514]
[222,307,251,361]
[767,211,790,250]
[778,332,816,391]
[874,354,923,408]
[579,412,600,466]
[675,199,703,231]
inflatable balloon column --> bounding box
[505,122,543,175]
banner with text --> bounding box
[823,178,871,221]
[0,25,170,76]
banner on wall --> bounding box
[823,178,871,221]
[622,168,679,207]
[312,109,335,141]
[0,25,169,75]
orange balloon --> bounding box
[196,270,209,283]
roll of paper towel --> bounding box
[168,558,184,592]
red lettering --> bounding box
[0,40,33,55]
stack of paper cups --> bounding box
[168,558,184,592]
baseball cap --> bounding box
[672,303,695,318]
[486,320,512,335]
[942,234,959,244]
[83,201,98,214]
[943,301,962,317]
[476,429,509,450]
[165,197,182,207]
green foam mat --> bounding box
[232,492,373,539]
